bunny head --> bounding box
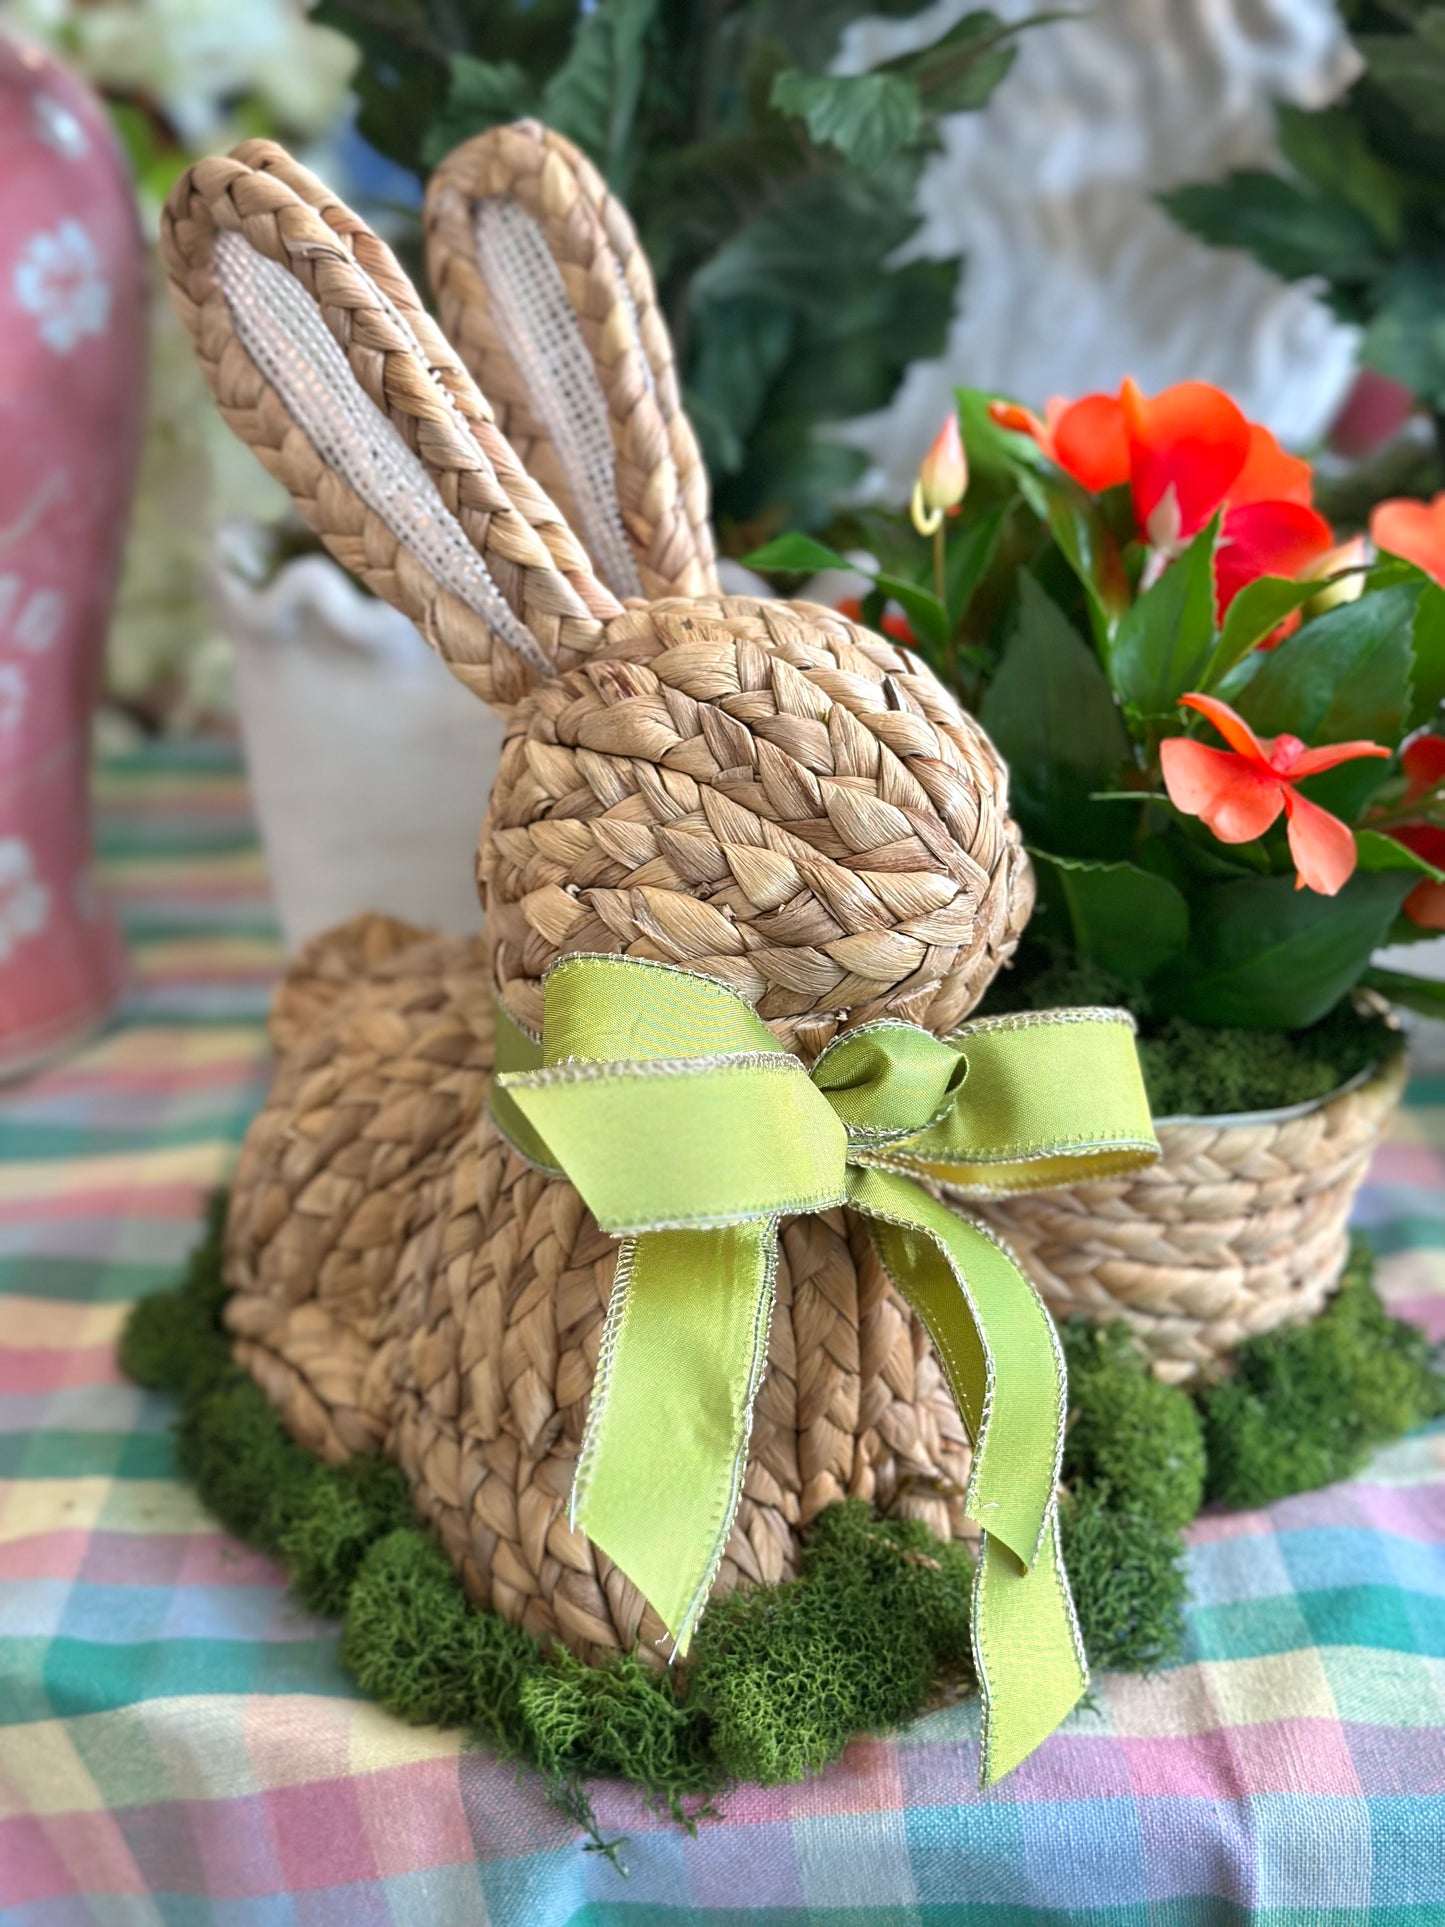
[162,125,1033,1061]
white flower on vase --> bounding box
[14,588,64,654]
[13,220,111,355]
[0,837,50,959]
[0,663,27,737]
[32,92,88,160]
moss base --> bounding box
[121,1201,1440,1841]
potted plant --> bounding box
[747,378,1445,1380]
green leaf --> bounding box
[1361,260,1445,411]
[1153,871,1415,1030]
[1361,967,1445,1017]
[1109,520,1217,720]
[770,71,923,170]
[956,384,1049,480]
[742,533,856,575]
[944,505,1008,626]
[1202,575,1332,689]
[423,56,537,163]
[1274,103,1404,245]
[879,10,1026,115]
[1355,829,1445,882]
[1032,854,1189,983]
[1410,579,1445,729]
[979,575,1132,859]
[1238,585,1418,749]
[1160,172,1382,284]
[541,0,658,181]
[875,572,949,650]
[1015,467,1130,637]
[1355,31,1445,142]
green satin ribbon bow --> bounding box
[491,955,1158,1783]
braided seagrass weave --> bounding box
[164,132,1033,1662]
[979,1052,1407,1385]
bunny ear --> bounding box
[161,139,622,711]
[424,120,719,606]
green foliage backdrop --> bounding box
[314,0,1036,541]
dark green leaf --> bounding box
[770,71,923,170]
[1355,829,1445,881]
[1109,520,1217,720]
[880,11,1023,114]
[1361,966,1445,1016]
[742,533,856,575]
[542,0,659,182]
[423,57,537,163]
[1274,103,1404,245]
[1016,467,1130,638]
[1152,872,1414,1030]
[1238,585,1418,749]
[1032,854,1190,983]
[1202,575,1333,689]
[979,575,1132,859]
[1160,172,1382,284]
[1411,579,1445,729]
[875,573,949,649]
[944,505,1008,625]
[1361,259,1445,410]
[1354,32,1445,142]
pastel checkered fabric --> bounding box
[2,744,1443,1926]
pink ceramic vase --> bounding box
[0,38,145,1075]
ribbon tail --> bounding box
[848,1165,1087,1784]
[570,1220,778,1657]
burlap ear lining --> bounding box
[472,196,644,602]
[211,228,547,672]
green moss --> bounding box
[1200,1244,1445,1508]
[1061,1320,1206,1531]
[690,1503,974,1784]
[278,1461,415,1617]
[522,1648,714,1813]
[120,1209,977,1820]
[981,949,1397,1117]
[344,1529,539,1752]
[122,1196,1440,1825]
[1060,1489,1188,1672]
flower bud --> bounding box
[917,413,968,513]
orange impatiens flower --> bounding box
[1388,732,1445,929]
[1160,693,1390,896]
[991,381,1333,613]
[1370,493,1445,586]
[990,395,1130,493]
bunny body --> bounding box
[165,131,1033,1663]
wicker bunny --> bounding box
[161,125,1053,1673]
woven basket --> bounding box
[163,134,1035,1664]
[976,1051,1408,1384]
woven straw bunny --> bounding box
[162,124,1036,1665]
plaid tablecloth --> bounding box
[2,743,1443,1927]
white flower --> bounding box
[0,664,27,737]
[14,589,64,654]
[32,92,88,160]
[0,838,50,959]
[13,220,111,355]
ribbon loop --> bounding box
[489,956,1159,1784]
[811,1022,968,1143]
[499,1053,848,1233]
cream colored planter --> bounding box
[976,1053,1409,1383]
[221,554,505,953]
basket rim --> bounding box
[1151,1045,1406,1133]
